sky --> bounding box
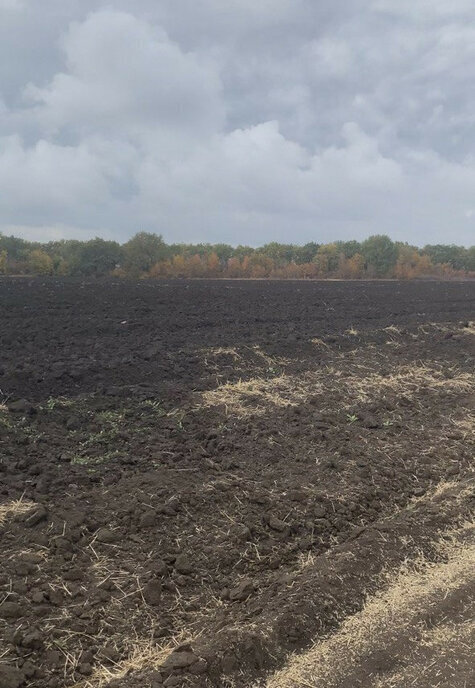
[1,1,474,247]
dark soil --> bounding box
[0,278,474,688]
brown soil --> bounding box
[0,278,474,688]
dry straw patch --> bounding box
[73,634,195,688]
[263,518,475,688]
[202,361,474,417]
[201,373,324,416]
[202,346,243,361]
[0,498,35,525]
[452,411,475,435]
[373,618,474,687]
[68,553,205,687]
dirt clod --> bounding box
[0,602,23,619]
[23,505,47,527]
[8,399,36,415]
[174,554,193,575]
[95,528,119,544]
[163,650,198,670]
[229,579,256,601]
[265,513,288,532]
[0,666,24,688]
[143,580,162,605]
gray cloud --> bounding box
[0,1,474,245]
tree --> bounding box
[0,250,7,274]
[123,232,168,274]
[212,244,234,263]
[423,244,469,271]
[226,257,242,277]
[293,242,319,264]
[314,244,339,276]
[394,246,418,279]
[335,240,361,259]
[185,254,205,277]
[74,238,122,276]
[361,235,398,277]
[0,233,30,262]
[467,246,475,272]
[149,259,172,278]
[55,258,70,276]
[394,245,434,279]
[258,243,294,267]
[346,253,365,278]
[247,254,274,277]
[171,254,186,277]
[314,251,329,276]
[27,249,53,275]
[207,252,220,276]
[0,230,470,281]
[233,245,255,261]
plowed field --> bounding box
[0,278,474,688]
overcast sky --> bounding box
[1,1,474,246]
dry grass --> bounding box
[411,479,473,506]
[66,551,207,687]
[200,319,474,417]
[201,373,323,416]
[263,519,475,688]
[71,637,184,688]
[373,618,474,687]
[461,321,475,336]
[201,361,474,417]
[202,346,243,361]
[311,337,331,348]
[350,363,473,400]
[451,409,475,436]
[296,551,317,570]
[76,635,199,688]
[0,497,35,525]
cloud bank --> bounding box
[1,1,474,245]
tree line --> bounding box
[0,232,474,280]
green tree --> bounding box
[0,249,7,274]
[233,245,255,260]
[0,233,31,263]
[466,246,475,271]
[258,243,295,267]
[75,238,122,276]
[423,244,469,271]
[123,232,168,274]
[314,243,340,274]
[27,249,53,275]
[211,243,234,263]
[361,235,398,277]
[335,240,361,259]
[293,242,320,264]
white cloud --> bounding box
[0,0,23,9]
[0,135,107,207]
[0,2,475,246]
[0,223,115,242]
[23,10,224,138]
[372,0,475,19]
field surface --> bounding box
[0,278,474,688]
